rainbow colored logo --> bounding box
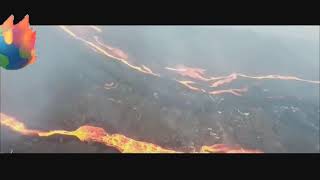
[0,15,36,70]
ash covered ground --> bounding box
[1,26,319,153]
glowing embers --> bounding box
[200,144,262,153]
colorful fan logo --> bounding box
[0,15,36,70]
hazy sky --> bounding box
[230,26,319,41]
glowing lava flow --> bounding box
[166,65,319,96]
[166,65,320,87]
[0,113,262,153]
[237,73,320,84]
[94,36,129,60]
[210,73,238,87]
[59,26,242,96]
[175,80,247,96]
[208,88,248,96]
[58,26,319,97]
[209,73,320,88]
[59,26,159,77]
[166,65,214,81]
[176,80,206,93]
[200,144,262,153]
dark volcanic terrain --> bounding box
[1,26,319,153]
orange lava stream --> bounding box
[208,88,248,96]
[210,73,238,88]
[175,80,248,96]
[166,65,320,87]
[210,73,320,87]
[93,36,129,60]
[237,73,320,84]
[59,26,160,77]
[166,65,213,81]
[167,65,319,96]
[176,80,206,93]
[1,113,262,153]
[200,144,262,153]
[60,26,242,96]
[58,26,319,97]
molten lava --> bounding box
[1,113,262,153]
[59,26,159,77]
[58,26,320,97]
[166,65,213,81]
[237,73,320,84]
[176,80,205,93]
[210,73,238,88]
[200,144,262,153]
[208,88,248,96]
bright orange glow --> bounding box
[0,113,39,136]
[237,73,320,84]
[175,79,249,96]
[210,73,238,87]
[209,73,320,88]
[166,65,213,81]
[58,26,319,97]
[176,80,206,93]
[1,113,262,153]
[93,36,129,60]
[208,88,248,96]
[59,26,160,77]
